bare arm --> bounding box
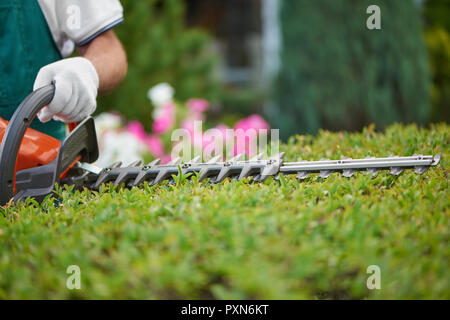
[77,30,127,94]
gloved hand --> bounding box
[33,57,99,123]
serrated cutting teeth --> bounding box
[168,157,182,165]
[319,170,333,179]
[129,160,143,167]
[366,168,379,176]
[342,169,355,178]
[390,167,403,176]
[296,171,310,180]
[414,166,428,174]
[132,159,161,187]
[108,161,122,169]
[342,158,355,177]
[148,159,161,166]
[213,164,235,183]
[207,155,223,163]
[187,156,201,164]
[77,153,440,191]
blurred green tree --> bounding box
[271,0,431,138]
[97,0,220,129]
[424,0,450,123]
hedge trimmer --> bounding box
[0,84,441,206]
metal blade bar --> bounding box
[279,153,440,179]
[280,159,434,172]
[68,153,440,190]
[283,155,435,166]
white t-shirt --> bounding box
[37,0,124,57]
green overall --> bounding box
[0,0,66,141]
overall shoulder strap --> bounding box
[0,0,66,140]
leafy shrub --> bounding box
[0,123,448,299]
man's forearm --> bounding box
[77,30,127,94]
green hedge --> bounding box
[1,123,448,299]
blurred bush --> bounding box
[424,0,450,123]
[271,0,431,139]
[97,0,221,130]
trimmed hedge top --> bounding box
[0,123,448,299]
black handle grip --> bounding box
[0,84,55,205]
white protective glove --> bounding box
[33,57,99,123]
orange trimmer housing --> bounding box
[0,84,99,206]
[0,117,61,172]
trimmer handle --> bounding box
[0,83,97,205]
[0,84,56,204]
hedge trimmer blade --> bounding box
[63,152,441,191]
[1,85,443,206]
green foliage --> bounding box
[1,123,448,299]
[424,0,450,31]
[97,0,220,130]
[272,0,431,138]
[424,0,450,123]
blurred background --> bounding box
[94,0,449,164]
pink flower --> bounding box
[234,143,248,156]
[202,124,232,149]
[145,134,164,157]
[181,119,195,137]
[187,99,209,113]
[152,116,171,134]
[180,100,208,136]
[215,124,231,142]
[126,121,147,142]
[152,102,175,134]
[202,132,214,148]
[160,154,172,164]
[234,131,258,156]
[234,114,270,132]
[181,119,206,145]
[193,132,204,148]
[233,114,269,157]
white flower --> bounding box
[94,113,122,138]
[152,107,164,120]
[94,130,146,168]
[147,83,174,107]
